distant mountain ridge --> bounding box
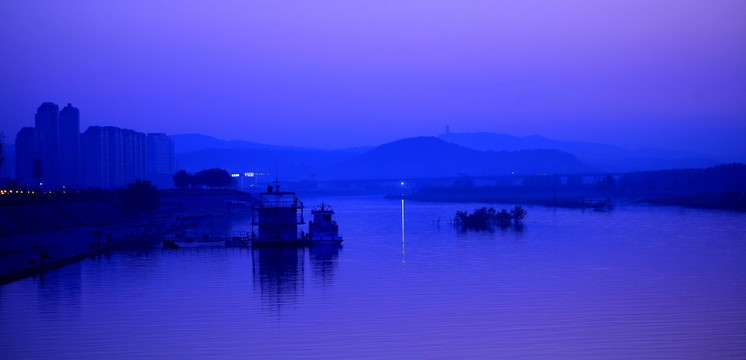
[336,136,592,180]
[172,133,297,154]
[172,132,728,181]
[172,133,374,155]
[438,132,720,172]
[173,135,592,180]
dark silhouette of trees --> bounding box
[455,207,493,229]
[510,206,527,223]
[495,209,512,225]
[173,170,191,189]
[172,168,233,189]
[192,168,232,188]
[454,205,527,230]
[121,179,159,215]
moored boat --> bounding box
[306,203,343,244]
[251,181,343,246]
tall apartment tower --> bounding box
[57,103,80,188]
[0,131,6,179]
[121,128,147,185]
[14,127,37,187]
[34,102,59,187]
[147,133,175,189]
[82,126,147,189]
[82,126,116,189]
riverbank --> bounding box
[401,191,619,210]
[0,189,254,284]
[403,191,746,212]
[401,163,746,211]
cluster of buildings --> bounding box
[15,102,175,190]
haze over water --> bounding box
[1,196,744,359]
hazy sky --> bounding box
[1,1,745,156]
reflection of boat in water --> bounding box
[249,183,343,307]
[306,203,343,244]
[251,243,343,309]
[251,245,305,308]
[309,243,342,282]
[251,182,343,245]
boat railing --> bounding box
[311,205,334,213]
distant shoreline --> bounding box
[399,164,746,212]
[400,193,746,212]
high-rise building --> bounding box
[0,131,7,179]
[57,103,80,188]
[14,127,37,187]
[82,126,147,189]
[15,102,174,190]
[81,126,109,188]
[147,133,175,189]
[122,128,147,185]
[34,102,59,187]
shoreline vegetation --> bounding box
[0,188,253,284]
[454,206,527,231]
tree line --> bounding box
[173,168,232,189]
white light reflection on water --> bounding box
[1,196,745,359]
[401,198,406,265]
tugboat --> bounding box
[251,182,306,246]
[306,203,343,244]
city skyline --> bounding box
[14,102,175,189]
[1,1,745,157]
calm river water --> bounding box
[1,196,745,359]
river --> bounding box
[1,196,745,359]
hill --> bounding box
[439,132,720,172]
[175,136,592,181]
[172,132,733,182]
[172,133,295,154]
[337,137,593,179]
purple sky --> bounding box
[1,1,745,156]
